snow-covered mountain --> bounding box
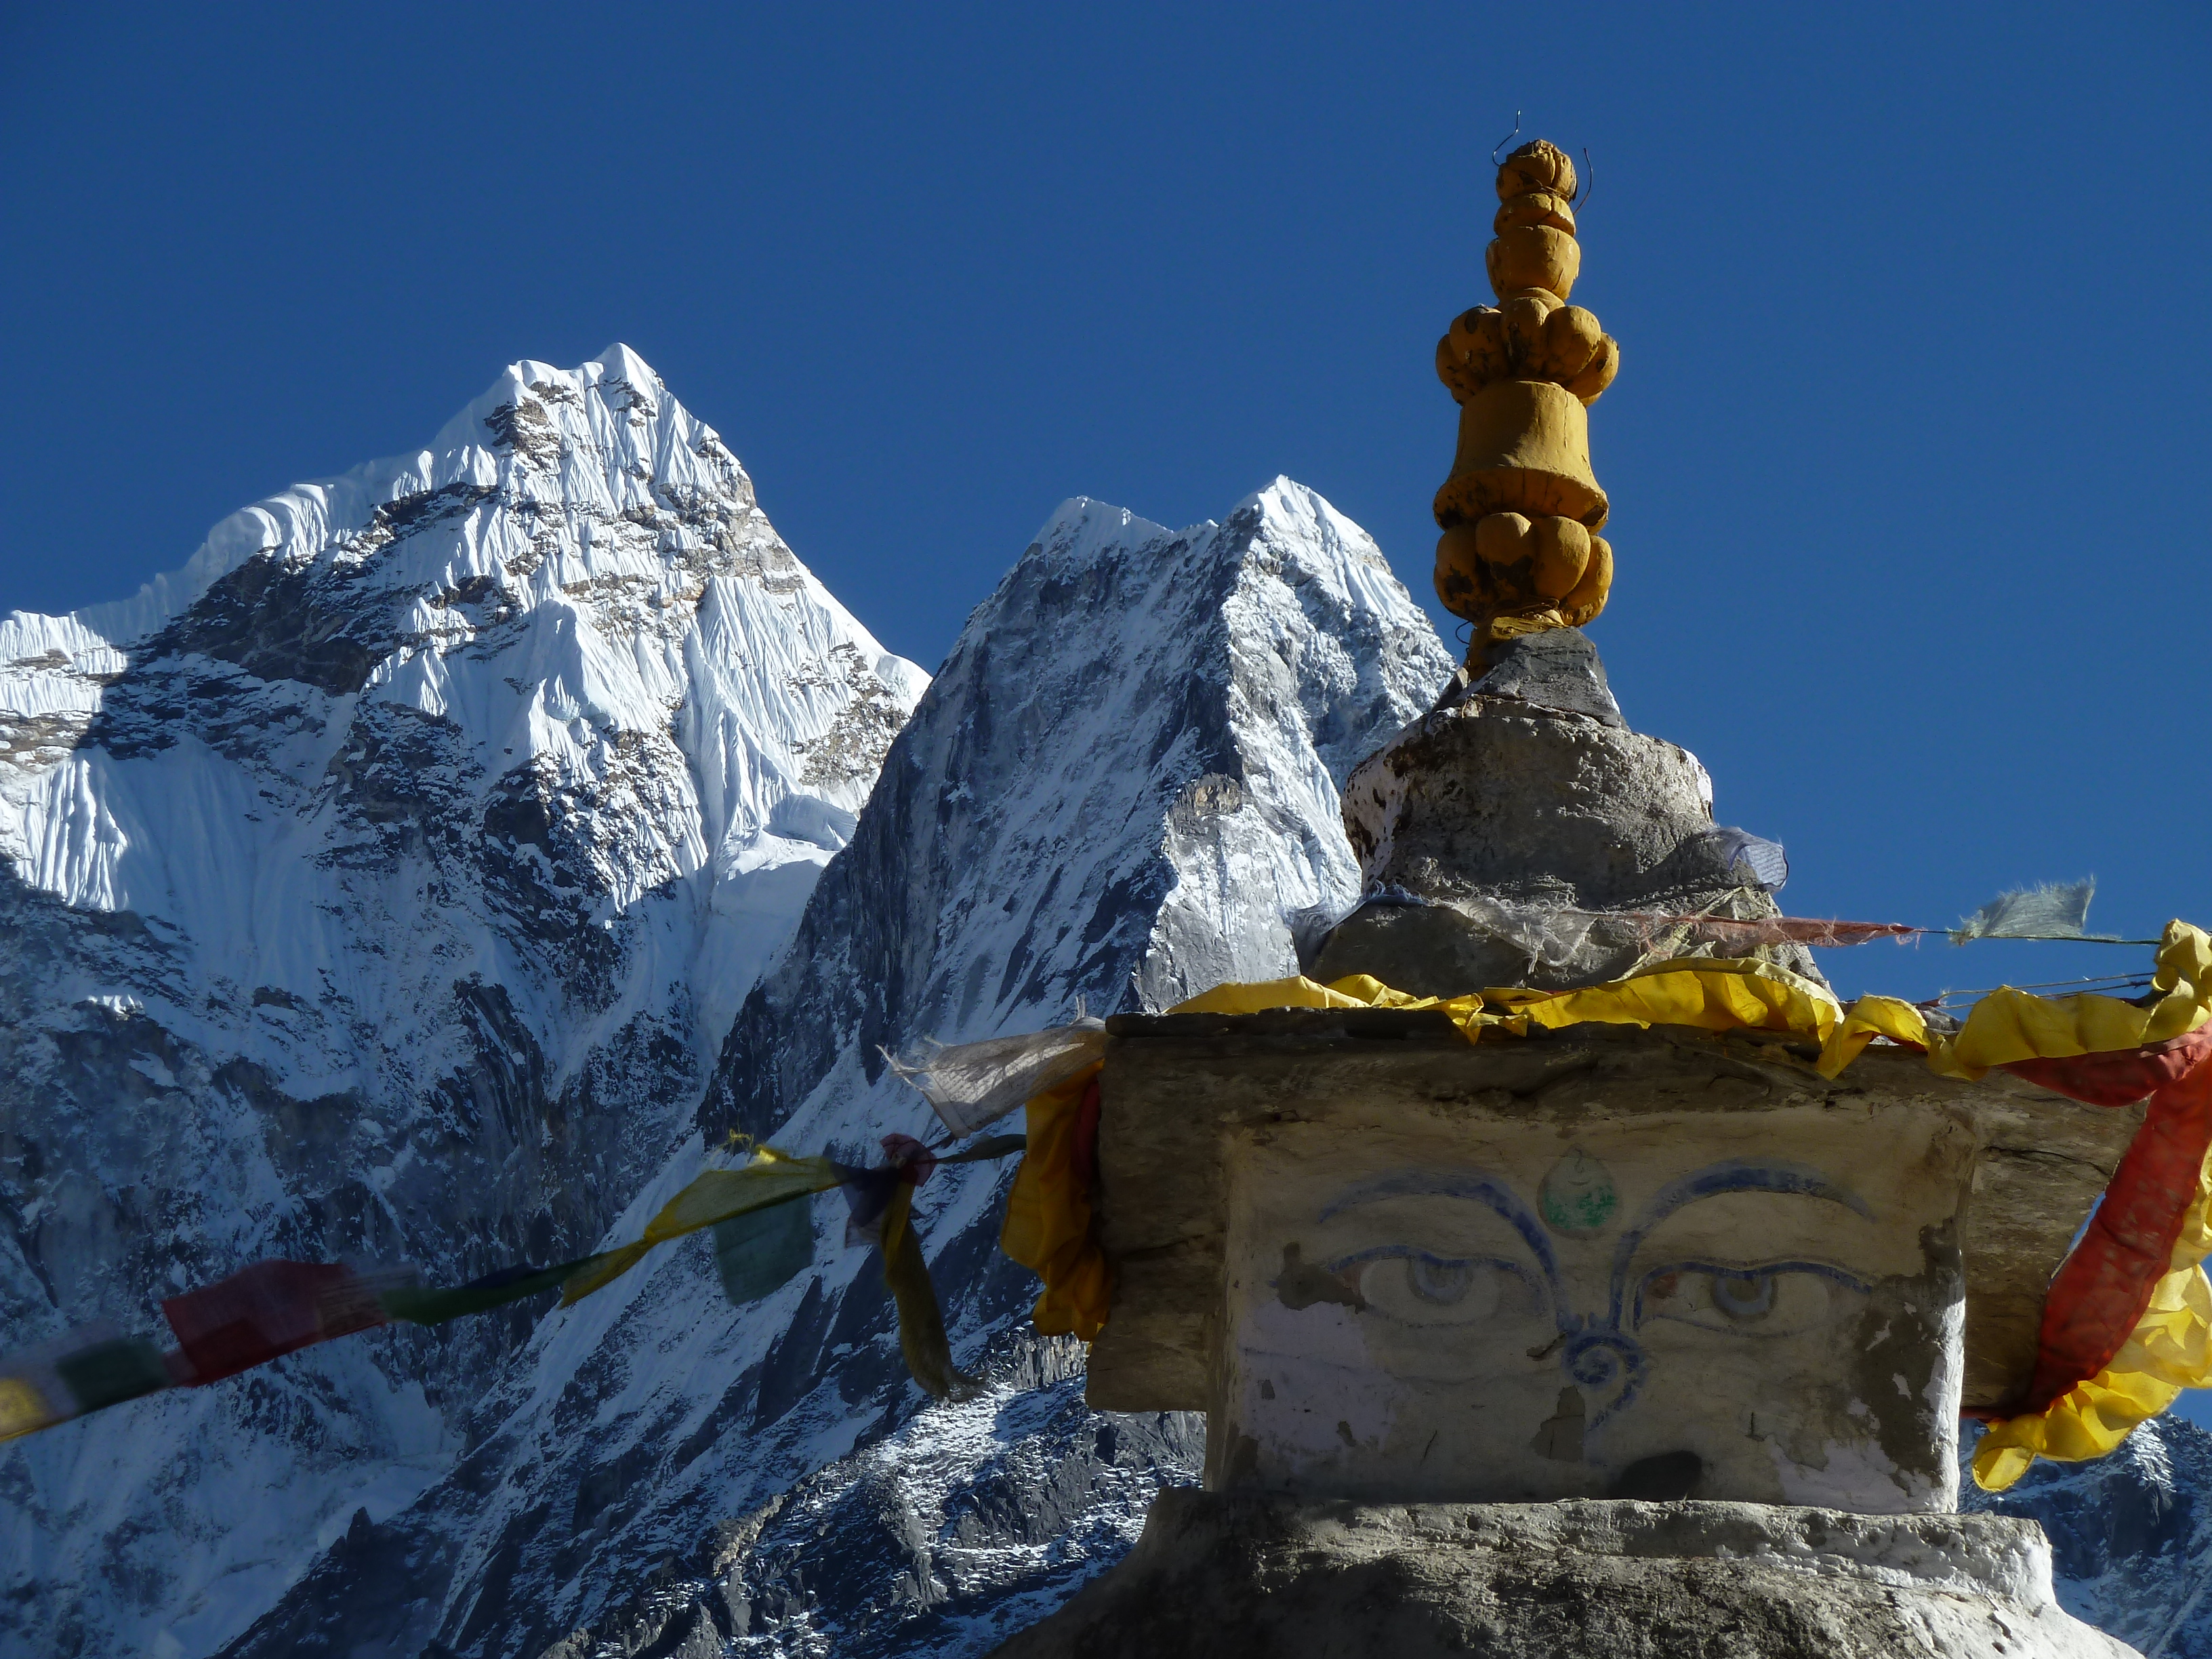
[0,365,1456,1659]
[0,347,926,1658]
[1966,1416,2212,1656]
[212,482,1454,1657]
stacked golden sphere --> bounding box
[1432,140,1620,641]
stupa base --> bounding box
[987,1490,2133,1658]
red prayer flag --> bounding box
[879,1132,939,1186]
[1069,1076,1103,1190]
[162,1261,390,1385]
[1995,1023,2212,1415]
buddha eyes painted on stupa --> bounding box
[1638,1262,1870,1339]
[1324,1246,1544,1327]
[1256,1151,1879,1435]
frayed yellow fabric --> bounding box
[1931,921,2212,1082]
[1171,973,1492,1039]
[1001,1063,1111,1339]
[560,1147,842,1306]
[1016,924,2212,1492]
[1975,1141,2212,1490]
[1170,960,1858,1067]
[1162,926,2212,1088]
[0,1376,59,1442]
[1822,994,1931,1076]
[560,1242,655,1305]
[1484,956,1845,1055]
[881,1183,977,1400]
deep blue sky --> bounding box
[3,1,2209,1009]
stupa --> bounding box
[991,140,2139,1658]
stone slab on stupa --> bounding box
[1311,628,1821,996]
[1084,1010,2137,1500]
[989,1491,2133,1659]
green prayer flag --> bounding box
[380,1252,615,1326]
[712,1191,815,1308]
[55,1336,169,1412]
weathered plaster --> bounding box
[988,1493,2138,1659]
[1088,1012,2133,1423]
[1200,1097,1970,1509]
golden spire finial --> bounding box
[1432,138,1620,654]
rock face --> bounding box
[991,1490,2136,1658]
[1965,1416,2212,1656]
[1430,627,1623,727]
[702,483,1452,1139]
[209,482,1453,1658]
[1311,627,1817,994]
[0,346,928,1659]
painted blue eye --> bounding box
[1636,1260,1866,1338]
[1710,1272,1774,1321]
[1325,1248,1542,1327]
[1410,1256,1473,1304]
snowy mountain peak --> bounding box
[0,352,924,1658]
[0,346,922,1015]
[1232,474,1397,573]
[201,478,1452,1659]
[1029,478,1394,590]
[1028,497,1176,565]
[16,344,742,654]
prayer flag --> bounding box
[713,1197,816,1308]
[559,1149,844,1306]
[163,1261,390,1384]
[0,1320,176,1441]
[885,1021,1107,1137]
[1952,879,2112,945]
[878,1183,979,1401]
[838,1164,902,1250]
[55,1334,170,1412]
[380,1254,615,1326]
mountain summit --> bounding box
[219,476,1455,1658]
[0,347,925,1658]
[0,351,1456,1657]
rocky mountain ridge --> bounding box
[0,347,925,1658]
[0,355,1460,1658]
[220,476,1457,1658]
[1967,1415,2212,1658]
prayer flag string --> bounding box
[2,891,2195,1481]
[0,1134,1029,1445]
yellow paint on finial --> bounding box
[1432,138,1620,653]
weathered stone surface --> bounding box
[1312,630,1814,994]
[1432,626,1623,726]
[1963,1086,2144,1410]
[1210,1088,1972,1510]
[989,1491,2139,1658]
[1341,700,1715,906]
[1084,1016,2135,1424]
[1094,1017,1979,1510]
